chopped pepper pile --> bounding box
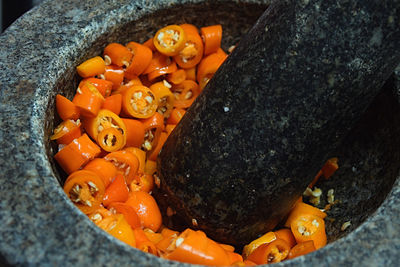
[53,23,339,265]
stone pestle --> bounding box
[156,0,400,246]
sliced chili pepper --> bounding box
[104,65,124,90]
[184,67,196,81]
[50,119,81,145]
[148,132,168,161]
[108,202,141,229]
[166,108,186,125]
[287,240,316,259]
[227,251,244,266]
[153,25,187,56]
[246,238,290,265]
[290,214,327,249]
[144,160,157,176]
[308,170,323,188]
[143,37,156,51]
[200,24,222,56]
[284,201,327,228]
[143,51,171,75]
[130,173,154,193]
[103,42,133,67]
[125,191,162,232]
[72,82,105,118]
[88,206,113,225]
[173,24,204,69]
[196,51,227,90]
[165,124,176,136]
[107,214,136,247]
[140,112,164,152]
[97,127,126,152]
[83,158,117,188]
[149,81,175,118]
[104,150,139,184]
[164,229,230,266]
[56,94,80,121]
[76,56,105,78]
[144,228,164,244]
[147,61,178,81]
[121,85,159,119]
[63,170,105,214]
[133,228,158,255]
[102,94,122,115]
[172,80,200,109]
[321,157,339,179]
[124,147,146,174]
[242,231,277,258]
[125,41,153,77]
[102,173,129,207]
[82,109,127,145]
[166,69,187,85]
[112,77,143,95]
[156,228,179,254]
[275,228,297,249]
[79,77,113,97]
[54,134,101,174]
[121,118,145,148]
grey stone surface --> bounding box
[157,0,400,246]
[0,0,399,267]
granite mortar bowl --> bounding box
[0,0,400,266]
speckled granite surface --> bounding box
[0,0,399,266]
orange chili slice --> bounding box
[106,214,136,247]
[72,82,105,118]
[285,201,327,228]
[149,81,175,118]
[246,238,290,265]
[153,25,187,56]
[121,85,159,119]
[102,173,129,207]
[130,173,154,193]
[133,228,158,255]
[121,118,145,148]
[104,65,124,90]
[196,51,227,90]
[167,108,186,125]
[172,79,200,108]
[147,61,178,81]
[50,119,81,145]
[124,147,146,174]
[242,231,277,258]
[83,158,117,188]
[108,202,141,229]
[287,240,316,259]
[140,112,164,152]
[274,228,297,249]
[148,131,168,161]
[200,24,222,56]
[290,214,327,249]
[97,127,126,152]
[167,69,187,85]
[76,56,105,78]
[55,94,80,121]
[173,24,204,69]
[102,94,122,115]
[63,170,105,214]
[104,150,139,184]
[79,77,113,97]
[103,42,133,67]
[125,41,153,77]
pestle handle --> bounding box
[157,0,400,246]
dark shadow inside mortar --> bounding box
[42,0,399,260]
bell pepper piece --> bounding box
[54,134,100,174]
[55,94,80,121]
[149,81,175,118]
[63,170,105,214]
[125,41,153,77]
[76,56,105,78]
[173,24,204,69]
[246,238,290,265]
[103,42,133,67]
[102,173,129,207]
[97,126,126,152]
[72,82,105,118]
[165,229,230,266]
[153,25,187,56]
[287,240,316,259]
[290,214,327,249]
[172,79,200,109]
[50,119,81,145]
[83,158,117,188]
[104,150,139,184]
[121,118,145,148]
[200,24,222,56]
[121,85,159,119]
[125,191,162,232]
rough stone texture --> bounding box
[0,0,399,266]
[157,0,400,245]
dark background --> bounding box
[1,0,44,32]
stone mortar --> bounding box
[0,0,399,266]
